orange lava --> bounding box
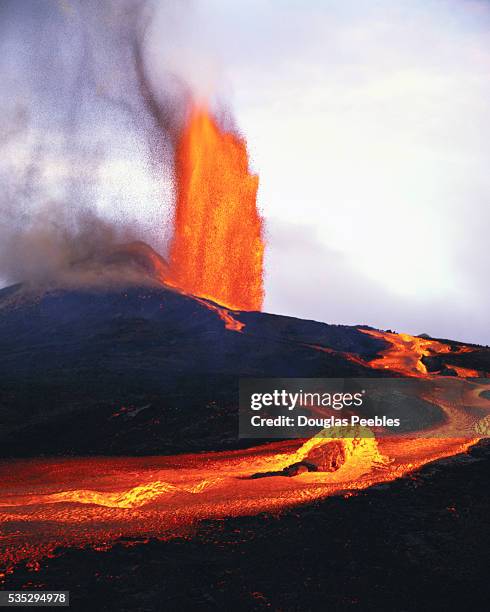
[169,103,264,311]
[1,327,487,577]
[451,365,480,378]
[194,297,244,332]
[0,432,480,574]
[360,329,480,377]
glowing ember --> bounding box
[169,103,264,311]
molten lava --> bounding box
[360,329,481,377]
[0,433,478,573]
[0,327,488,578]
[194,297,245,332]
[169,103,264,311]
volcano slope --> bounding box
[0,281,391,457]
[0,280,489,457]
[1,278,490,610]
[3,439,490,612]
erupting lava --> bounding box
[169,103,264,311]
[0,106,487,577]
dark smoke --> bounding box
[0,203,144,287]
[0,0,189,288]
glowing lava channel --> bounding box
[360,329,480,377]
[1,333,488,576]
[0,430,481,575]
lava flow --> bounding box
[194,297,245,332]
[360,329,480,377]
[168,103,265,311]
[0,430,481,575]
[1,331,488,576]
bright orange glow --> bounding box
[194,297,245,332]
[0,328,487,577]
[360,329,480,377]
[169,103,264,311]
[0,432,480,573]
[451,365,480,378]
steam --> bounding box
[0,201,142,286]
[0,0,209,288]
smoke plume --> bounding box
[0,0,200,288]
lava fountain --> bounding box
[169,103,264,311]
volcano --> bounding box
[0,241,488,457]
[0,243,385,458]
[1,241,490,610]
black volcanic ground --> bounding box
[0,282,390,457]
[4,439,490,611]
[0,281,488,457]
[1,280,490,611]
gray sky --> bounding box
[1,0,489,344]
